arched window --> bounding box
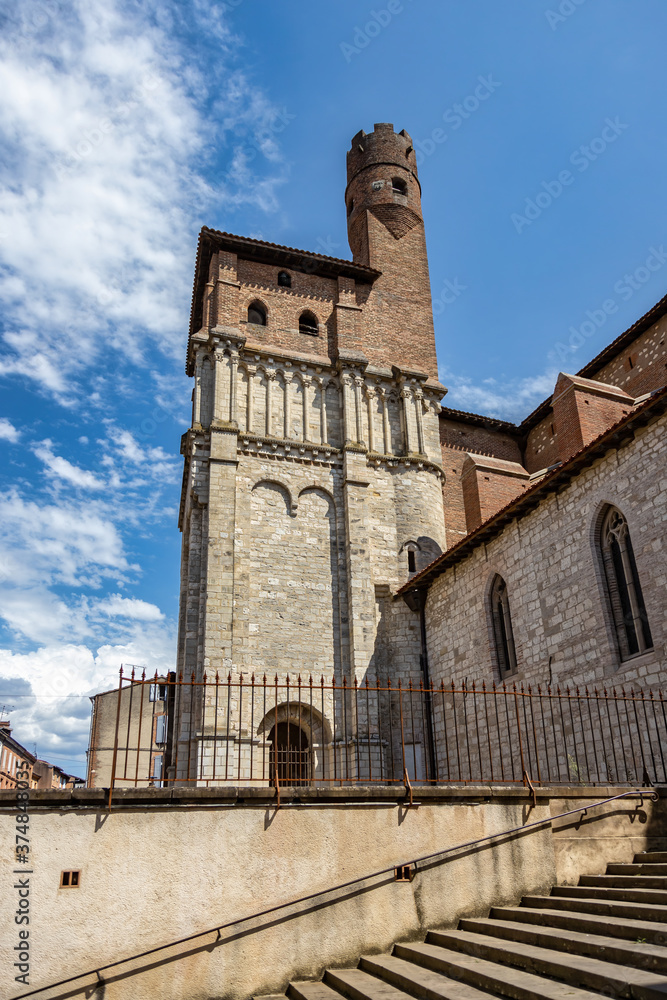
[299,310,318,335]
[268,721,311,786]
[277,271,291,288]
[247,301,267,326]
[392,177,407,196]
[490,575,517,679]
[600,506,652,659]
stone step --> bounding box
[289,982,348,1000]
[552,884,667,906]
[460,914,667,972]
[359,953,500,1000]
[636,853,667,865]
[493,903,667,945]
[607,863,667,876]
[325,966,414,1000]
[393,940,612,1000]
[580,873,667,890]
[525,892,667,922]
[424,928,667,1000]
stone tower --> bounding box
[346,123,438,378]
[170,124,447,784]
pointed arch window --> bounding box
[600,506,652,659]
[490,575,517,679]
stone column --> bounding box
[283,372,292,440]
[245,366,255,434]
[193,352,203,426]
[265,370,275,437]
[354,376,365,446]
[318,379,328,445]
[228,352,238,425]
[213,348,226,423]
[341,372,355,446]
[401,385,416,455]
[415,389,425,455]
[365,385,376,453]
[380,388,391,455]
[302,376,311,441]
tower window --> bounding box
[599,506,652,660]
[408,549,416,573]
[277,271,291,288]
[299,311,319,336]
[392,177,407,196]
[247,301,267,326]
[347,198,354,217]
[490,575,518,679]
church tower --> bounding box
[345,123,438,378]
[170,124,447,785]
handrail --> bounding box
[14,787,656,999]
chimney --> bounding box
[551,373,635,463]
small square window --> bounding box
[60,870,80,888]
[395,865,413,882]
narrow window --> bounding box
[347,198,354,217]
[600,507,652,659]
[392,177,407,196]
[247,301,267,326]
[277,271,291,287]
[408,549,416,573]
[490,575,518,679]
[299,311,318,335]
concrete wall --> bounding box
[1,785,661,1000]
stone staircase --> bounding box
[285,851,667,1000]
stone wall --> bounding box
[1,786,660,1000]
[425,409,666,690]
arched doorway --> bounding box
[268,721,311,786]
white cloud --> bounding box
[95,594,164,621]
[439,366,558,422]
[0,0,290,403]
[33,439,105,489]
[0,622,176,768]
[0,490,130,593]
[0,418,19,442]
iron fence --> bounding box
[105,669,667,790]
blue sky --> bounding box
[1,0,666,775]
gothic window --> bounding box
[299,310,318,335]
[392,177,407,195]
[247,301,267,326]
[277,271,291,287]
[600,506,653,660]
[490,575,518,679]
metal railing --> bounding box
[13,788,657,1000]
[104,669,667,789]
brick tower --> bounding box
[170,124,447,785]
[346,123,438,378]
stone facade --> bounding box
[171,122,666,787]
[414,398,667,693]
[173,125,447,783]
